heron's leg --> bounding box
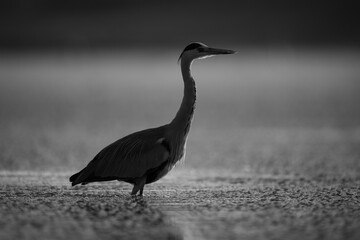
[131,177,146,196]
[131,185,139,195]
[139,185,145,196]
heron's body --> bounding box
[70,42,235,195]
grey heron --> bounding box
[69,42,235,195]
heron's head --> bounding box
[178,42,235,64]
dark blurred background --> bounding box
[0,0,360,174]
[0,0,359,50]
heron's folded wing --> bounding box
[93,133,170,178]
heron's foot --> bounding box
[130,192,143,197]
[130,193,145,205]
[128,194,148,208]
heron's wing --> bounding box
[92,127,170,179]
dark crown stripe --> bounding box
[178,42,205,62]
[183,43,202,52]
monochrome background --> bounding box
[0,1,359,239]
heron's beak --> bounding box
[205,47,236,55]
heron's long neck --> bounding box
[170,59,196,134]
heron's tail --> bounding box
[69,159,98,186]
[69,170,84,186]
